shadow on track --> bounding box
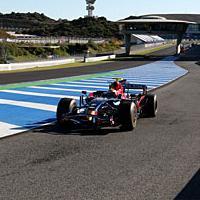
[31,122,122,136]
[174,169,200,200]
[115,54,173,62]
[116,44,200,62]
[177,44,200,62]
[11,118,56,130]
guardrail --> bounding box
[5,37,106,44]
[0,58,75,71]
[144,42,166,48]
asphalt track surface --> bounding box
[0,46,176,84]
[0,46,200,200]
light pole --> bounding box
[86,0,96,17]
[0,41,7,64]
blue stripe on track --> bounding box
[41,84,107,90]
[64,80,168,86]
[0,92,60,105]
[0,104,55,128]
[40,83,108,90]
[15,87,84,96]
[54,82,109,87]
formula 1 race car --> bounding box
[56,79,157,131]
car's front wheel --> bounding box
[56,98,77,128]
[119,100,137,131]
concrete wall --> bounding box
[144,42,165,48]
[84,55,116,63]
[0,58,75,71]
[0,54,116,71]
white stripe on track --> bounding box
[29,86,94,93]
[90,78,116,82]
[81,79,111,83]
[1,90,79,100]
[67,81,109,86]
[52,83,108,89]
[91,77,172,82]
[0,99,56,112]
[0,122,26,138]
[87,78,166,86]
[57,80,159,88]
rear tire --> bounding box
[56,98,77,128]
[142,94,157,117]
[119,100,137,131]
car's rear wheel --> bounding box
[142,94,157,117]
[119,100,137,131]
[56,98,77,128]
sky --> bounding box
[0,0,200,21]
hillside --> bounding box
[0,12,119,38]
[27,17,119,38]
[0,12,56,30]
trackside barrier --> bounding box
[85,55,116,63]
[0,59,75,71]
[144,42,166,48]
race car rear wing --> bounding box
[123,83,147,90]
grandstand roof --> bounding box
[122,14,199,24]
[132,34,164,43]
[118,18,196,24]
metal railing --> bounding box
[4,36,106,44]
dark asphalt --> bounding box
[0,46,176,85]
[0,46,200,200]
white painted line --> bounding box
[52,83,108,89]
[0,122,26,138]
[82,79,111,83]
[0,99,57,112]
[29,86,94,93]
[1,90,79,100]
[91,77,172,82]
[67,81,109,86]
[31,82,157,91]
[89,78,168,82]
[90,78,115,81]
[88,78,166,86]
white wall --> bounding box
[0,58,75,71]
[84,55,116,63]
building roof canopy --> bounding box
[118,17,196,24]
[118,15,196,35]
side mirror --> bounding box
[82,91,87,95]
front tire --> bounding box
[119,101,137,131]
[56,98,77,128]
